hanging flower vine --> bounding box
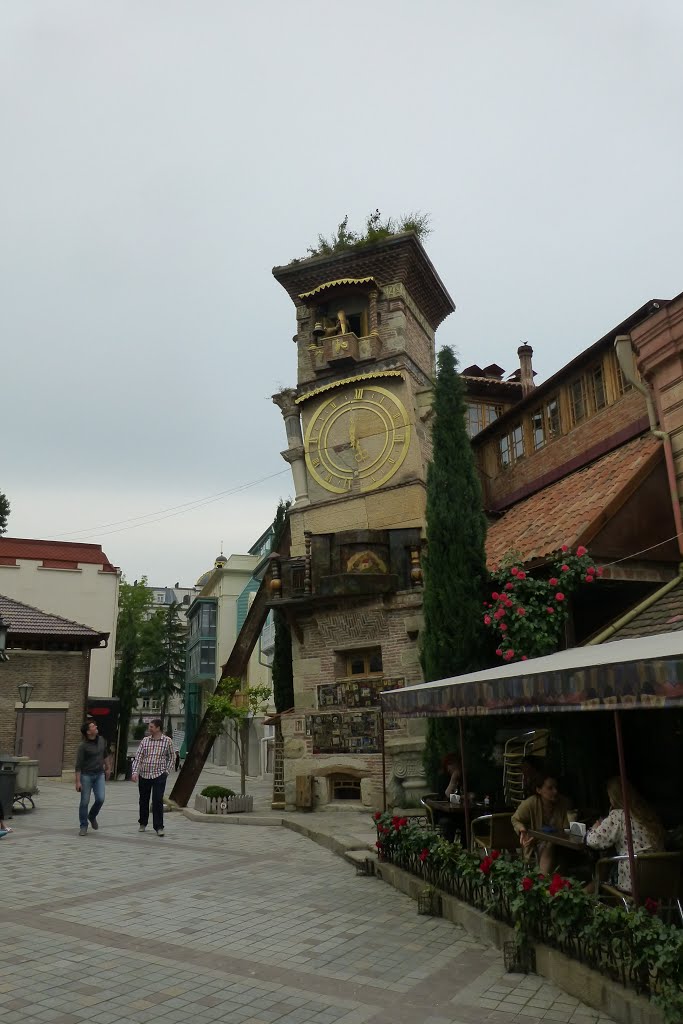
[484,546,602,663]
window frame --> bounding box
[344,648,383,677]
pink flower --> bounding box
[499,623,507,632]
[561,564,569,572]
[419,848,430,863]
[517,607,526,616]
[484,615,492,626]
[584,575,593,583]
[516,571,526,580]
[491,592,499,600]
[549,577,559,586]
[561,545,569,553]
[494,609,505,620]
[504,582,514,591]
[511,567,519,576]
[495,649,503,657]
[576,545,587,557]
[522,876,534,892]
[490,850,501,860]
[555,592,565,602]
[521,655,528,661]
[504,649,515,661]
[546,606,555,614]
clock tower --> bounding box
[270,232,454,810]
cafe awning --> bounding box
[381,630,683,718]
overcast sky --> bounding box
[2,1,683,586]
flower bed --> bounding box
[374,812,683,1024]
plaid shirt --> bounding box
[132,734,175,779]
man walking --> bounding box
[75,719,111,836]
[131,718,175,837]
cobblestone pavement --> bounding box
[0,778,616,1024]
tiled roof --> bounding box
[485,434,662,568]
[0,594,108,643]
[0,537,118,573]
[606,579,683,641]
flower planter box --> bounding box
[194,794,254,815]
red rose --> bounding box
[549,577,559,586]
[480,856,492,875]
[576,545,587,557]
[490,850,501,860]
[399,817,408,827]
[561,545,569,553]
[491,591,499,600]
[521,655,528,661]
[645,897,660,915]
[484,615,492,626]
[511,567,519,576]
[419,848,430,863]
[495,649,503,657]
[517,607,526,616]
[561,564,569,572]
[584,575,593,583]
[504,582,514,591]
[504,649,515,661]
[517,571,526,580]
[499,623,507,632]
[546,606,554,614]
[522,876,534,892]
[375,840,383,849]
[373,811,382,821]
[555,593,565,601]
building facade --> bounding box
[0,538,119,697]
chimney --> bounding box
[517,344,535,397]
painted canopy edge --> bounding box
[380,655,683,718]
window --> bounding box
[498,424,524,468]
[345,648,383,677]
[155,592,165,604]
[591,365,607,410]
[465,402,503,438]
[330,774,362,801]
[200,603,216,636]
[569,377,587,425]
[142,697,159,711]
[615,361,633,396]
[531,397,561,451]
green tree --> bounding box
[0,490,10,535]
[206,679,271,795]
[270,500,294,713]
[113,578,154,773]
[140,601,187,727]
[421,346,491,787]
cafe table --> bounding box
[525,827,588,851]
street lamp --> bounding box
[16,682,34,756]
[0,614,9,662]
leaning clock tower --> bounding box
[270,232,454,810]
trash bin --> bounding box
[15,757,39,794]
[0,755,19,817]
[125,756,134,781]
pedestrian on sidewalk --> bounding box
[0,798,13,837]
[75,720,111,836]
[131,718,175,837]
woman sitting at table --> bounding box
[585,777,665,893]
[511,771,571,874]
[443,753,463,798]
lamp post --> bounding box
[0,614,9,662]
[16,682,34,757]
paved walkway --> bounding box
[0,776,616,1024]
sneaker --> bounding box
[138,825,146,832]
[79,827,88,836]
[0,830,8,839]
[156,828,165,837]
[88,816,99,831]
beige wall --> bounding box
[0,561,119,697]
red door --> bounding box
[17,711,66,776]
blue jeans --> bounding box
[79,772,105,828]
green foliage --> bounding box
[304,210,431,260]
[200,785,235,799]
[0,490,9,535]
[421,346,490,684]
[139,601,187,723]
[206,678,271,795]
[373,815,683,1023]
[485,546,603,662]
[132,722,147,740]
[113,578,155,773]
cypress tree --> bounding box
[421,346,490,786]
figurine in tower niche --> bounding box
[323,309,350,336]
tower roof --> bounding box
[273,232,455,331]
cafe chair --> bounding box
[471,813,519,857]
[419,794,441,830]
[503,729,549,807]
[594,851,683,925]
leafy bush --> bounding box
[302,210,431,261]
[373,812,683,1023]
[200,786,235,799]
[132,722,147,740]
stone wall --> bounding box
[0,649,90,772]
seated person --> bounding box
[585,777,665,893]
[443,753,463,798]
[511,770,571,874]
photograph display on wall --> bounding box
[306,711,381,754]
[317,676,404,709]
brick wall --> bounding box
[477,389,648,510]
[0,650,89,772]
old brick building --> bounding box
[0,594,108,775]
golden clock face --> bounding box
[304,384,411,493]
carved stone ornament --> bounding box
[272,388,300,419]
